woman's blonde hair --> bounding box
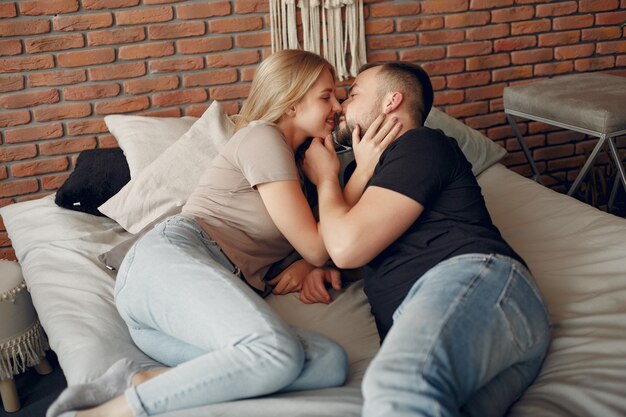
[234,49,336,131]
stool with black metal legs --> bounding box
[503,72,626,208]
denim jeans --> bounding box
[362,254,551,417]
[114,215,348,417]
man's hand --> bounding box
[299,267,342,304]
[268,259,315,295]
[302,135,340,186]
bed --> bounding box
[2,103,626,417]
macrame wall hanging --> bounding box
[270,0,366,81]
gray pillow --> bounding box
[98,206,181,272]
[98,234,139,272]
[424,107,507,176]
[331,107,506,182]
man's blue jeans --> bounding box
[362,254,551,417]
[114,215,348,416]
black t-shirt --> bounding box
[363,127,523,340]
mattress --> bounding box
[3,163,626,417]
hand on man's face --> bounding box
[302,136,340,186]
[351,113,403,176]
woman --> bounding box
[47,50,400,417]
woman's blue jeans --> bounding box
[362,254,551,417]
[114,215,348,416]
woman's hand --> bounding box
[268,259,315,295]
[268,260,342,304]
[299,267,342,304]
[341,113,403,206]
[302,135,340,186]
[352,113,403,180]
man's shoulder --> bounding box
[378,127,469,181]
[391,127,455,155]
[406,126,454,143]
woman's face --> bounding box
[292,69,342,147]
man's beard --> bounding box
[334,123,353,149]
[334,109,379,149]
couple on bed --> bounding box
[48,50,550,417]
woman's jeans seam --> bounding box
[161,215,236,274]
[153,220,294,378]
[116,219,345,413]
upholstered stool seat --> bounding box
[504,72,626,203]
[0,260,51,413]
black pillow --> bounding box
[55,147,130,216]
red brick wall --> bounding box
[1,0,625,259]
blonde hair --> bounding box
[234,50,336,131]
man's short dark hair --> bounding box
[359,61,434,126]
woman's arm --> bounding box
[267,259,316,294]
[257,179,329,266]
[304,136,423,269]
[267,259,342,304]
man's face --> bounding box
[335,67,385,147]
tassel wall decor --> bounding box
[270,0,366,80]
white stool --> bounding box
[0,260,51,413]
[504,72,626,206]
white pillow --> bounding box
[104,115,197,178]
[425,107,507,176]
[99,101,235,234]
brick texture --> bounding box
[0,0,625,257]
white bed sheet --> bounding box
[3,163,626,417]
[480,165,626,417]
[1,195,379,416]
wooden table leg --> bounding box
[35,358,53,376]
[0,377,20,413]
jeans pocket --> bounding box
[114,238,139,299]
[497,272,542,354]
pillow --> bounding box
[55,147,130,216]
[330,107,505,184]
[104,115,197,178]
[98,235,137,271]
[424,107,507,176]
[98,101,235,234]
[98,206,182,271]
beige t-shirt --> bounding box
[182,121,300,291]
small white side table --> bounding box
[0,260,52,413]
[503,73,626,207]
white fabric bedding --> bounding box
[3,163,626,417]
[1,196,379,416]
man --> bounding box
[303,62,551,417]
